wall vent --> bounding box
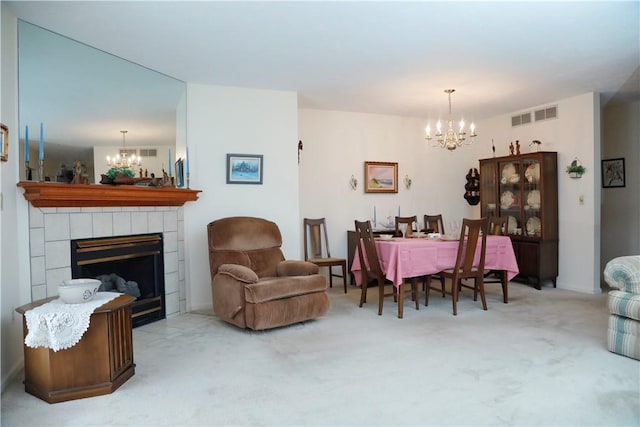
[139,149,157,157]
[511,112,532,127]
[534,106,558,122]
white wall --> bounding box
[1,6,32,390]
[601,100,640,267]
[299,93,602,294]
[183,84,300,311]
[471,93,601,293]
[298,109,481,264]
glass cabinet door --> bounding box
[522,158,542,237]
[498,160,523,235]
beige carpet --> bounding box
[2,281,639,426]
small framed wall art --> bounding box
[0,123,8,162]
[602,158,625,188]
[226,153,263,184]
[364,161,398,193]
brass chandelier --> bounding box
[425,89,477,151]
[106,130,141,168]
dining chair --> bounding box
[423,214,445,234]
[394,215,417,237]
[354,219,419,318]
[483,216,509,303]
[425,217,489,315]
[304,218,347,293]
[423,214,446,295]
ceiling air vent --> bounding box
[139,149,157,157]
[511,112,532,127]
[535,106,557,122]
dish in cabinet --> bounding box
[525,163,540,183]
[526,216,541,236]
[507,216,518,234]
[527,190,541,208]
[500,191,515,209]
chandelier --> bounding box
[425,89,477,151]
[106,130,141,168]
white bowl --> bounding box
[58,279,101,304]
[378,234,393,240]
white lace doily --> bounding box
[24,292,122,352]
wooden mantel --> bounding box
[17,181,202,208]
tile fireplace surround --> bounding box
[27,205,186,317]
[19,182,202,318]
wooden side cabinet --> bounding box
[15,294,136,403]
[479,151,558,289]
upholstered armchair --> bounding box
[208,216,330,330]
[604,255,640,360]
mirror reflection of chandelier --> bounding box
[425,89,477,151]
[106,130,141,168]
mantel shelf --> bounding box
[17,181,202,208]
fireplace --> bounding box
[71,233,166,328]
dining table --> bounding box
[351,235,519,289]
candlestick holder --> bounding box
[38,159,45,182]
[186,172,190,189]
[25,161,32,181]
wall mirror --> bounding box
[18,20,186,184]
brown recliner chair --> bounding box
[208,216,330,330]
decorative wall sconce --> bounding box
[404,174,412,189]
[297,140,303,164]
[566,158,586,178]
[350,174,358,190]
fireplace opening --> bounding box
[71,233,166,328]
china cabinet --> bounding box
[479,151,558,289]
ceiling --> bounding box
[6,1,640,147]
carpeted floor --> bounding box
[2,280,639,426]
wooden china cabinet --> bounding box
[479,151,558,289]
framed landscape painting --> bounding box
[226,153,263,184]
[364,161,398,193]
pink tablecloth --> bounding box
[351,235,519,287]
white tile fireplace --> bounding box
[27,205,187,318]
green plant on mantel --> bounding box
[106,166,135,180]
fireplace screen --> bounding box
[71,233,166,327]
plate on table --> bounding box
[526,217,541,236]
[377,234,393,241]
[527,190,541,208]
[500,191,515,209]
[525,163,540,183]
[507,216,518,234]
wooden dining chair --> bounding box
[354,219,419,318]
[484,216,509,303]
[425,217,489,315]
[304,218,347,293]
[394,215,417,237]
[423,214,445,234]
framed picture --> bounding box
[602,158,625,188]
[175,158,184,187]
[226,153,263,185]
[364,161,398,193]
[0,123,8,162]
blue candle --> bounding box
[39,123,44,161]
[186,146,190,174]
[398,205,401,216]
[168,149,172,176]
[25,125,29,162]
[373,206,377,225]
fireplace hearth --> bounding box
[71,233,166,327]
